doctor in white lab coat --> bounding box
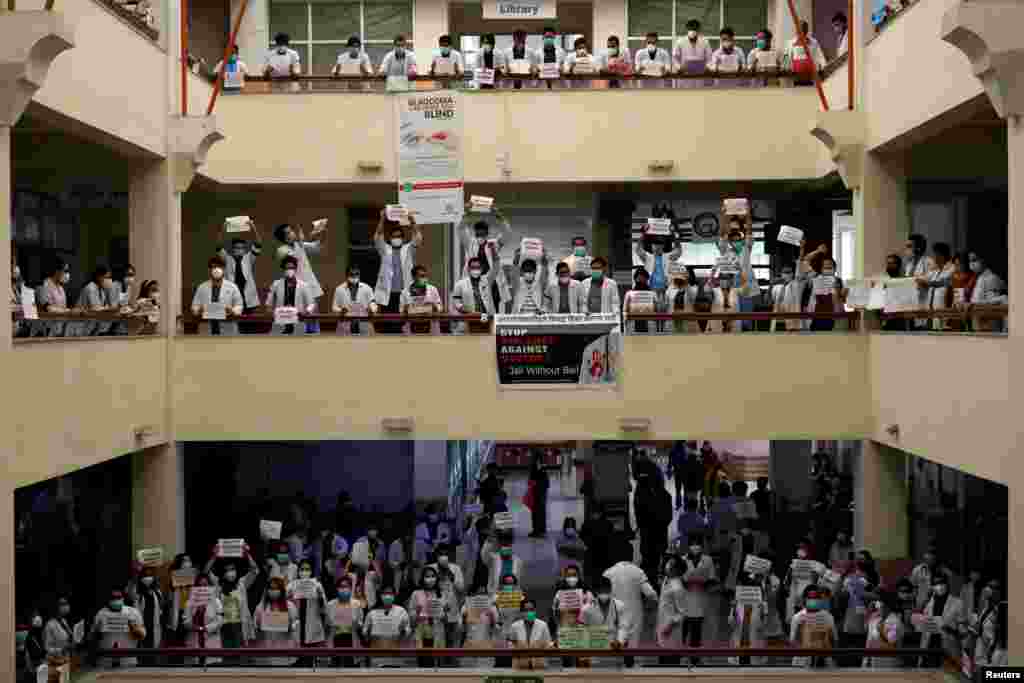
[603,550,658,648]
[450,255,496,334]
[580,577,629,667]
[218,227,263,311]
[351,527,388,608]
[373,210,423,316]
[546,262,584,314]
[265,255,317,335]
[332,264,376,336]
[459,210,511,312]
[273,222,325,302]
[191,256,244,336]
[580,257,621,315]
[508,597,553,670]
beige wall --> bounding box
[868,334,1015,486]
[202,88,832,184]
[8,339,169,488]
[172,333,873,441]
[822,60,848,112]
[22,0,170,157]
[862,0,983,151]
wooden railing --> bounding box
[94,0,159,40]
[178,312,491,335]
[12,310,159,340]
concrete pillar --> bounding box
[130,160,180,337]
[131,444,186,560]
[855,441,909,560]
[855,151,909,278]
[592,0,626,44]
[1,125,10,352]
[232,0,269,73]
[414,0,449,74]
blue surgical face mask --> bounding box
[440,47,451,57]
[339,590,352,601]
[382,595,395,606]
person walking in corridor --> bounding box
[529,452,550,538]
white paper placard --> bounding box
[845,281,871,308]
[723,198,749,216]
[72,621,85,645]
[735,586,763,604]
[777,225,803,246]
[312,218,328,231]
[884,281,920,313]
[757,51,778,69]
[203,302,227,320]
[868,287,887,310]
[118,292,130,306]
[262,610,291,633]
[21,291,38,320]
[520,238,544,261]
[374,614,399,638]
[715,256,739,274]
[668,261,687,276]
[137,548,163,567]
[274,306,299,325]
[428,598,445,618]
[468,595,492,610]
[573,56,593,73]
[493,511,515,530]
[629,291,656,312]
[803,611,831,627]
[102,614,129,634]
[339,61,361,76]
[790,559,818,578]
[386,205,408,223]
[822,569,842,586]
[291,578,318,600]
[645,218,672,236]
[260,519,283,540]
[540,63,560,79]
[572,256,591,274]
[386,75,411,92]
[510,60,532,75]
[813,276,836,294]
[189,586,214,608]
[225,216,252,233]
[476,68,495,86]
[434,58,455,76]
[470,195,494,211]
[218,538,245,558]
[559,589,582,610]
[642,64,662,77]
[172,569,197,588]
[744,555,772,575]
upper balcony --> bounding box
[202,75,834,185]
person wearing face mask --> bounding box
[400,264,443,334]
[769,263,802,332]
[579,576,627,667]
[832,12,849,58]
[451,256,497,334]
[717,208,757,330]
[379,34,418,78]
[182,573,224,665]
[635,228,682,301]
[916,242,954,327]
[564,37,595,89]
[166,554,197,644]
[972,580,1006,668]
[655,555,686,663]
[74,264,119,336]
[917,574,963,667]
[551,236,591,283]
[785,540,825,623]
[263,32,302,79]
[863,594,904,669]
[553,563,592,631]
[512,257,549,315]
[214,44,249,92]
[725,520,769,591]
[191,255,243,336]
[899,234,930,328]
[364,586,411,667]
[333,264,376,336]
[965,251,1008,330]
[747,29,780,80]
[425,544,464,654]
[556,518,587,576]
[544,262,584,315]
[266,255,317,335]
[458,208,510,312]
[579,256,620,315]
[274,220,327,329]
[431,34,465,79]
[217,221,263,313]
[134,280,161,332]
[326,575,364,667]
[635,31,671,88]
[783,21,826,85]
[598,35,631,87]
[44,596,81,668]
[35,259,70,337]
[202,544,260,650]
[374,208,424,332]
[910,547,950,609]
[475,34,506,89]
[665,265,698,330]
[254,576,299,665]
[800,253,845,331]
[603,538,658,655]
[673,19,712,81]
[460,583,500,667]
[504,29,540,88]
[91,589,145,668]
[508,597,553,670]
[678,535,717,663]
[538,27,566,89]
[408,566,448,664]
[790,586,838,667]
[414,504,453,566]
[332,36,373,85]
[709,27,747,78]
[484,533,524,595]
[352,524,386,608]
[268,540,300,583]
[125,566,164,657]
[727,570,774,665]
[287,559,328,655]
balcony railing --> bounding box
[178,312,490,336]
[12,310,160,341]
[94,0,159,40]
[234,71,805,94]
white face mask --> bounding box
[722,41,734,50]
[224,571,237,581]
[391,238,403,248]
[211,268,224,279]
[523,273,536,283]
[300,570,312,579]
[181,560,192,570]
[348,277,359,285]
[933,584,948,596]
[797,549,808,559]
[285,268,297,279]
[438,556,449,566]
[62,272,71,284]
[782,272,794,282]
[566,577,579,587]
[688,30,698,40]
[141,576,155,586]
[424,577,437,588]
[564,528,576,537]
[469,269,482,279]
[689,546,702,555]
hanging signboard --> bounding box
[483,0,556,19]
[495,313,622,389]
[397,91,464,225]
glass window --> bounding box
[364,2,414,41]
[674,0,718,36]
[311,2,361,41]
[312,43,344,72]
[629,0,766,45]
[628,0,673,37]
[724,0,766,38]
[269,2,308,41]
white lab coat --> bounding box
[579,277,621,314]
[460,223,510,305]
[786,559,826,622]
[286,578,328,644]
[508,618,553,669]
[414,521,454,565]
[451,274,496,334]
[545,279,584,314]
[332,281,375,336]
[363,606,411,667]
[219,244,262,308]
[657,577,686,647]
[379,50,418,76]
[603,561,657,647]
[91,606,144,667]
[191,279,244,335]
[772,278,803,331]
[264,46,301,77]
[209,568,259,642]
[919,594,964,659]
[275,240,323,300]
[374,235,420,305]
[254,602,300,666]
[634,243,683,285]
[183,595,224,664]
[728,596,769,664]
[431,49,465,75]
[266,278,317,334]
[580,598,629,667]
[634,47,672,74]
[970,269,1006,304]
[681,554,717,618]
[427,561,465,624]
[790,608,838,667]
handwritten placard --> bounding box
[339,61,361,76]
[723,198,749,216]
[190,586,214,608]
[573,56,594,73]
[822,569,842,587]
[72,621,85,645]
[385,205,408,223]
[470,195,494,213]
[572,256,591,274]
[218,538,245,558]
[493,512,515,530]
[262,610,290,633]
[224,216,252,233]
[540,63,559,79]
[495,590,523,610]
[744,555,772,576]
[735,586,764,604]
[203,302,226,320]
[274,306,299,326]
[629,291,656,313]
[468,595,492,610]
[291,578,318,600]
[791,559,818,578]
[373,614,400,638]
[137,548,163,567]
[260,520,283,540]
[102,614,129,634]
[884,280,920,313]
[559,589,582,611]
[428,598,445,619]
[20,290,38,320]
[777,225,803,247]
[172,569,197,588]
[813,276,836,294]
[642,64,663,77]
[846,281,871,308]
[520,238,544,262]
[588,624,610,649]
[312,218,328,231]
[645,218,672,236]
[559,625,588,649]
[476,68,496,86]
[803,610,831,627]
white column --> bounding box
[855,441,909,560]
[855,152,908,278]
[132,444,186,558]
[1,125,11,351]
[593,0,627,44]
[414,0,448,71]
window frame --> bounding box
[625,0,765,52]
[269,0,415,75]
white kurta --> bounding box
[603,561,657,646]
[91,607,144,667]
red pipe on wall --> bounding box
[207,0,251,116]
[784,0,829,111]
